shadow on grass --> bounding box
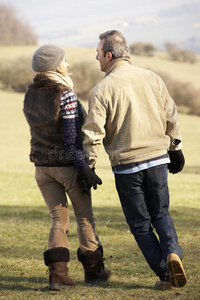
[0,276,48,292]
[0,276,153,292]
[0,205,49,220]
[0,205,199,232]
[0,204,199,295]
[75,280,154,290]
[0,204,199,264]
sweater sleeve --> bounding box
[60,90,88,170]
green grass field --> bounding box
[0,46,200,299]
[0,87,200,300]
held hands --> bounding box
[77,167,102,195]
[168,150,185,174]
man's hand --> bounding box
[168,150,185,174]
[77,167,102,195]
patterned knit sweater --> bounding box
[60,90,88,170]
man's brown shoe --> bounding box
[167,253,187,288]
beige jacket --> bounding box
[82,58,182,168]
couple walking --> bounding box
[23,30,187,290]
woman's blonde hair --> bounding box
[56,58,69,76]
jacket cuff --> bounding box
[169,139,182,151]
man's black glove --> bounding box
[77,167,102,195]
[168,150,185,174]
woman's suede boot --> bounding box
[43,247,76,290]
[77,245,111,285]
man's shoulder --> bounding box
[90,76,109,95]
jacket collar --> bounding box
[105,57,132,77]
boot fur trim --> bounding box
[44,247,70,266]
[77,246,103,265]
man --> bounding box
[82,30,187,290]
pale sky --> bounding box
[2,0,200,52]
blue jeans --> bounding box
[115,164,183,281]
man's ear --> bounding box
[107,52,113,61]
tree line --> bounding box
[0,55,199,116]
[129,42,197,64]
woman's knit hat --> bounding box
[32,45,65,72]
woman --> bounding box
[23,45,110,290]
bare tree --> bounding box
[129,42,144,55]
[0,4,38,45]
[129,42,156,56]
[164,42,197,63]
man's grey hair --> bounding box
[99,30,130,59]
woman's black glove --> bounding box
[77,167,102,195]
[168,150,185,174]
